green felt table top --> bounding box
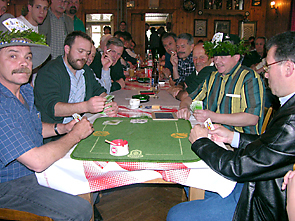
[71,117,200,163]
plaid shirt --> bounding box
[0,84,43,183]
[175,52,195,85]
[49,9,67,59]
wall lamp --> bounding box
[270,1,279,16]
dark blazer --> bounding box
[192,94,295,220]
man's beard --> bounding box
[69,6,77,15]
[67,54,86,70]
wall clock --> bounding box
[183,0,196,12]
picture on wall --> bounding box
[194,19,207,37]
[214,20,231,34]
[239,21,257,40]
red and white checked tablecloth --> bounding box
[36,148,235,198]
[36,107,236,198]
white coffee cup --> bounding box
[129,98,140,109]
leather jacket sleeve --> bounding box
[191,107,295,183]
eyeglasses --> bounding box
[263,60,286,72]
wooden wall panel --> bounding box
[265,0,292,39]
[5,0,293,48]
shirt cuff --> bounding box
[231,131,240,148]
[101,68,110,76]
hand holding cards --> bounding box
[100,95,115,114]
[72,113,82,122]
[190,100,203,112]
[204,118,215,130]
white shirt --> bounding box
[17,15,38,33]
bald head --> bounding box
[193,43,212,72]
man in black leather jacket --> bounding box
[167,31,295,221]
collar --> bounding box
[180,51,193,62]
[219,61,241,78]
[280,92,295,106]
[49,8,65,19]
[62,56,85,76]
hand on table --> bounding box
[167,86,182,98]
[176,107,191,120]
[189,124,208,144]
[209,124,234,144]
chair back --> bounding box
[261,106,273,134]
[0,208,53,221]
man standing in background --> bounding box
[0,0,7,17]
[39,0,74,59]
[17,0,49,33]
[66,0,85,32]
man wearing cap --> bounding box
[168,31,295,221]
[0,30,93,220]
[34,31,118,143]
[177,33,265,135]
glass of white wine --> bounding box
[152,84,160,99]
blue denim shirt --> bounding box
[0,83,43,183]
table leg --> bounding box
[189,187,205,201]
[78,193,94,221]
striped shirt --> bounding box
[190,62,265,134]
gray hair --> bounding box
[177,33,194,45]
[106,37,124,48]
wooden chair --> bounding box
[261,106,273,134]
[0,208,53,221]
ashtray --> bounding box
[132,94,150,103]
[137,78,150,83]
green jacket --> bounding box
[90,52,125,92]
[34,55,106,124]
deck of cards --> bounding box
[190,100,203,112]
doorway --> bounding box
[85,13,113,48]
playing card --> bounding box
[102,120,122,125]
[72,113,82,122]
[190,100,203,112]
[3,18,29,31]
[130,119,148,124]
[105,95,114,103]
[204,118,215,130]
